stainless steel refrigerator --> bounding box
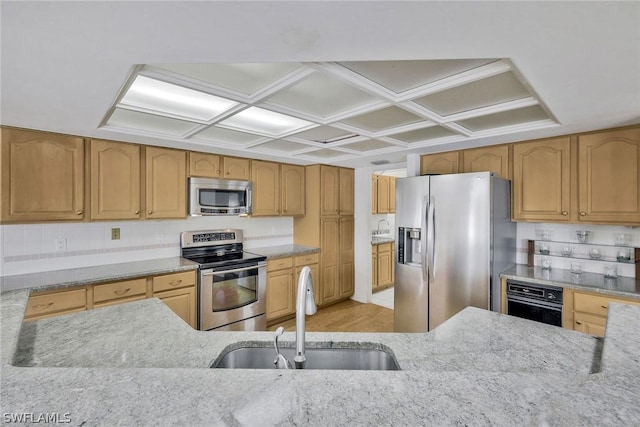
[394,172,516,332]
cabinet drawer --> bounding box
[267,257,293,272]
[25,288,87,318]
[93,278,147,303]
[294,252,319,266]
[574,292,640,316]
[152,271,196,293]
[377,242,393,253]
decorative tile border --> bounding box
[3,242,179,263]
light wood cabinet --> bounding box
[295,262,320,307]
[223,156,251,180]
[567,289,640,337]
[320,216,340,304]
[339,168,354,215]
[93,278,147,306]
[1,127,85,223]
[281,164,305,216]
[461,145,511,179]
[251,160,281,217]
[154,286,197,328]
[339,216,354,298]
[512,137,571,222]
[320,165,340,216]
[151,271,195,293]
[390,176,396,213]
[375,175,391,214]
[371,175,378,213]
[372,174,396,214]
[372,245,378,290]
[420,151,460,175]
[144,146,187,219]
[24,287,88,321]
[577,127,640,224]
[266,257,295,321]
[188,152,250,180]
[372,242,394,291]
[89,139,141,220]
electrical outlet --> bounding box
[111,228,120,240]
[55,238,67,251]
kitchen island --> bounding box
[2,287,640,426]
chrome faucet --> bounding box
[294,266,317,369]
[273,327,291,369]
[376,219,390,234]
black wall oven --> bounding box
[506,279,563,327]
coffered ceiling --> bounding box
[1,1,639,168]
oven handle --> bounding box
[507,294,563,311]
[201,264,263,276]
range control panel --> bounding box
[181,229,243,248]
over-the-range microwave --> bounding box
[189,177,252,216]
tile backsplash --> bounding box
[0,216,293,276]
[516,222,639,278]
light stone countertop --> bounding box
[371,236,394,245]
[2,286,640,425]
[250,244,319,259]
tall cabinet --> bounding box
[294,165,354,306]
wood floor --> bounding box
[267,299,394,333]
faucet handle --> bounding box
[273,327,291,369]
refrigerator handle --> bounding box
[427,195,436,283]
[421,195,429,283]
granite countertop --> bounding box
[371,235,394,244]
[2,286,640,425]
[502,264,640,299]
[250,244,319,259]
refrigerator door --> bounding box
[428,172,491,330]
[394,176,430,332]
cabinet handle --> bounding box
[580,212,586,216]
[114,288,131,296]
[148,210,153,215]
[575,321,583,325]
[216,170,221,175]
[169,279,183,287]
[32,302,54,310]
[561,211,568,216]
[225,171,230,175]
[135,210,140,215]
[76,210,83,215]
[601,305,607,309]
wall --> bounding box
[0,216,293,277]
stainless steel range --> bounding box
[181,229,267,331]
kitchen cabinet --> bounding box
[339,167,354,215]
[372,174,396,214]
[295,252,320,304]
[251,160,281,217]
[372,242,394,291]
[154,286,196,328]
[1,127,85,223]
[24,287,88,321]
[420,151,460,175]
[320,165,340,216]
[93,278,147,308]
[577,127,640,224]
[281,164,305,216]
[565,288,640,337]
[512,137,571,222]
[372,246,378,290]
[371,175,378,213]
[390,176,396,213]
[320,216,340,304]
[339,216,355,298]
[461,145,511,179]
[89,139,141,220]
[144,146,187,219]
[188,152,251,180]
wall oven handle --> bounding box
[201,264,263,276]
[507,294,562,311]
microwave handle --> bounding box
[246,182,253,215]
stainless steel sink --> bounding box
[211,344,400,370]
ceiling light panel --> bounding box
[150,63,302,95]
[456,105,551,131]
[413,72,531,116]
[107,108,198,135]
[218,106,314,137]
[264,72,379,118]
[120,75,237,121]
[191,126,267,145]
[338,59,497,93]
[339,106,425,133]
[389,125,459,143]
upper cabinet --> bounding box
[577,127,640,224]
[188,152,250,180]
[320,165,340,216]
[281,164,305,216]
[339,168,354,215]
[1,128,85,223]
[89,139,141,220]
[144,146,187,219]
[461,145,511,179]
[372,174,396,214]
[420,151,460,175]
[251,160,280,217]
[512,137,571,222]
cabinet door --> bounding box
[320,216,339,304]
[339,168,354,215]
[512,137,571,221]
[144,147,186,219]
[461,145,511,179]
[376,175,390,214]
[1,128,84,222]
[90,139,141,220]
[154,286,197,328]
[296,264,320,306]
[251,160,280,216]
[189,152,221,178]
[577,127,640,224]
[377,243,394,288]
[573,312,606,337]
[420,152,460,175]
[339,216,354,298]
[372,246,378,290]
[223,156,250,180]
[266,269,294,321]
[389,177,396,213]
[320,166,340,216]
[371,175,378,214]
[281,164,305,216]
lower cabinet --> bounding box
[372,242,394,291]
[564,288,640,337]
[24,271,197,328]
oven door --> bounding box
[507,294,563,327]
[199,261,266,331]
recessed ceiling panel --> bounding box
[107,108,197,135]
[339,106,425,133]
[289,125,356,143]
[298,148,349,159]
[150,63,302,95]
[218,106,314,136]
[456,105,550,131]
[389,126,458,143]
[192,126,266,145]
[265,72,379,118]
[339,139,397,152]
[252,140,311,152]
[413,72,531,116]
[339,59,497,93]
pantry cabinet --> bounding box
[420,151,460,175]
[251,160,281,217]
[89,139,141,220]
[144,146,187,219]
[339,167,354,215]
[461,145,511,179]
[339,216,355,298]
[320,216,340,304]
[1,127,85,223]
[320,165,340,216]
[281,164,305,216]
